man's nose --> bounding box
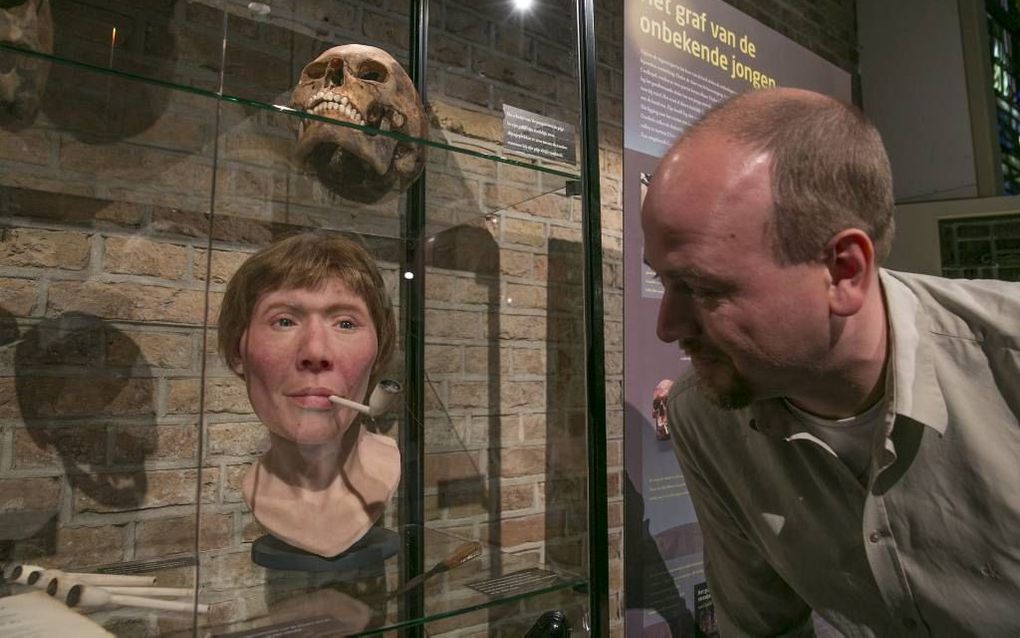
[297,320,334,373]
[656,290,700,344]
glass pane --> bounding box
[2,3,595,633]
[1,49,218,633]
[429,0,582,170]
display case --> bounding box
[0,0,606,635]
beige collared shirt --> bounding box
[667,269,1020,637]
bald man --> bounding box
[642,88,1020,636]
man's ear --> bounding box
[825,229,874,317]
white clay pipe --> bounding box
[47,578,193,599]
[67,584,209,614]
[328,379,402,417]
[14,565,155,587]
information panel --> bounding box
[622,1,851,635]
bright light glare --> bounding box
[512,0,534,11]
[403,271,415,280]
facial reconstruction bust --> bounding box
[291,44,427,204]
[219,233,400,558]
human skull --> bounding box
[291,44,426,204]
[0,0,52,122]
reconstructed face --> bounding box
[235,279,378,445]
[291,44,426,204]
[641,131,831,408]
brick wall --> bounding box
[0,0,856,634]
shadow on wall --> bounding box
[3,309,157,565]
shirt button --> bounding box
[868,531,883,543]
[902,617,917,629]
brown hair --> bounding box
[218,233,396,388]
[688,88,895,264]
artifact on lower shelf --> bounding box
[388,541,483,599]
[218,234,402,564]
[3,562,208,614]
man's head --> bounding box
[218,233,396,443]
[641,88,893,409]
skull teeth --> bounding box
[309,91,364,125]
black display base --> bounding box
[251,527,400,574]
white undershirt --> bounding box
[782,397,888,481]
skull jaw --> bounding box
[296,121,413,204]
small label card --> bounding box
[503,105,576,164]
[467,567,564,598]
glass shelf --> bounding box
[0,41,578,242]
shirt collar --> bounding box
[879,269,948,435]
[748,270,948,437]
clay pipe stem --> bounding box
[67,584,209,614]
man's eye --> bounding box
[273,317,296,328]
[337,319,356,330]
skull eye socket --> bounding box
[300,61,329,82]
[355,61,389,83]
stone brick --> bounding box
[446,7,490,45]
[59,143,214,192]
[501,380,545,410]
[504,283,546,310]
[207,420,268,457]
[73,467,218,514]
[424,309,485,339]
[1,376,156,419]
[13,425,106,469]
[0,228,90,270]
[483,512,545,547]
[499,249,535,278]
[110,424,199,465]
[431,35,471,68]
[501,217,546,247]
[14,523,128,568]
[425,272,457,302]
[457,278,495,305]
[512,347,546,375]
[429,102,502,141]
[4,188,144,229]
[362,11,409,50]
[463,345,508,376]
[497,314,546,341]
[474,52,557,94]
[103,236,190,280]
[195,248,252,285]
[446,380,489,409]
[426,450,481,485]
[106,330,193,369]
[134,512,232,558]
[501,446,546,478]
[0,476,61,513]
[424,344,463,375]
[224,463,249,504]
[46,281,206,325]
[166,377,251,415]
[445,73,491,108]
[501,483,534,512]
[0,127,52,166]
[0,278,39,316]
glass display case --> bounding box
[0,0,606,635]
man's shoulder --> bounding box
[883,269,1020,345]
